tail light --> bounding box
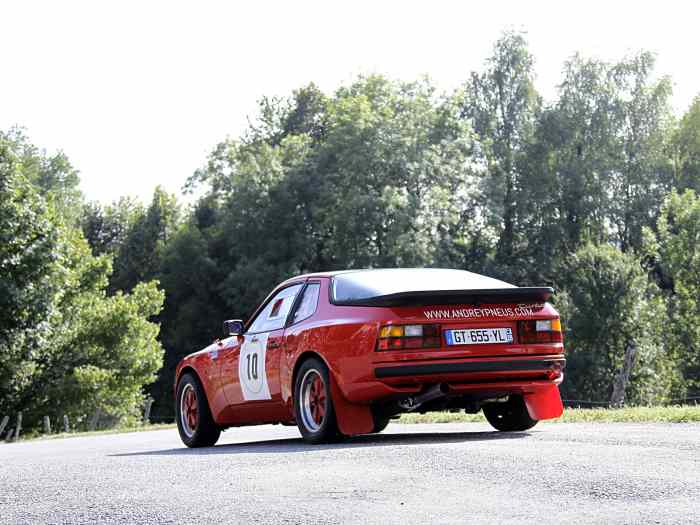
[377,324,441,351]
[518,319,563,344]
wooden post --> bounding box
[63,415,70,433]
[0,415,8,437]
[610,341,638,407]
[143,398,154,423]
[13,412,22,441]
[43,416,51,434]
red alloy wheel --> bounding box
[301,369,327,432]
[181,384,198,437]
[309,374,326,425]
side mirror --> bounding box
[223,319,244,336]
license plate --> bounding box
[445,328,513,345]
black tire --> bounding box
[370,412,391,434]
[483,395,538,432]
[176,372,221,447]
[293,357,341,444]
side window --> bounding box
[292,283,321,324]
[247,284,303,333]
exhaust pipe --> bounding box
[399,383,449,411]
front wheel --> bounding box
[176,373,221,447]
[293,358,340,444]
[483,395,538,432]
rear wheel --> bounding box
[369,406,392,434]
[176,373,221,447]
[371,415,391,434]
[483,395,538,432]
[294,358,340,444]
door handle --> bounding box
[268,341,281,349]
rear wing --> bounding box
[333,287,554,307]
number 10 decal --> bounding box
[238,333,271,401]
[246,353,259,381]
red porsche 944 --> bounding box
[175,268,566,447]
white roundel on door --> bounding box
[238,332,272,401]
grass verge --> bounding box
[6,406,699,443]
[5,423,176,443]
[398,405,700,424]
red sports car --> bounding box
[175,268,565,447]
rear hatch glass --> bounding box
[332,269,552,306]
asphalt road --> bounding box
[1,422,699,524]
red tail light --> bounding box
[377,324,441,351]
[518,319,563,344]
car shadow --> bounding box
[111,429,530,457]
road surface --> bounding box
[1,422,699,524]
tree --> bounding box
[544,53,673,253]
[299,75,480,269]
[0,128,83,226]
[0,134,59,414]
[22,228,164,425]
[110,186,180,293]
[82,197,144,257]
[672,95,700,192]
[0,130,165,428]
[607,53,674,252]
[246,83,328,146]
[557,244,674,405]
[650,190,700,396]
[460,31,540,277]
[150,222,228,419]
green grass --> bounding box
[6,406,699,443]
[398,405,700,424]
[8,422,176,443]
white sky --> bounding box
[1,0,698,204]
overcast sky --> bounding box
[1,0,698,204]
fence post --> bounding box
[0,415,8,437]
[143,398,154,423]
[63,415,70,433]
[43,416,51,434]
[13,413,22,441]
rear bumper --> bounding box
[374,357,566,378]
[336,355,565,404]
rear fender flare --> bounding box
[291,351,373,436]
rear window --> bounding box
[331,269,513,304]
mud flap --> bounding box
[523,385,564,421]
[330,376,374,436]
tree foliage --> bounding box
[0,132,164,428]
[649,190,700,395]
[672,96,700,192]
[152,41,700,414]
[556,244,678,404]
[4,32,700,426]
[461,31,539,273]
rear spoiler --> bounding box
[334,287,554,307]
